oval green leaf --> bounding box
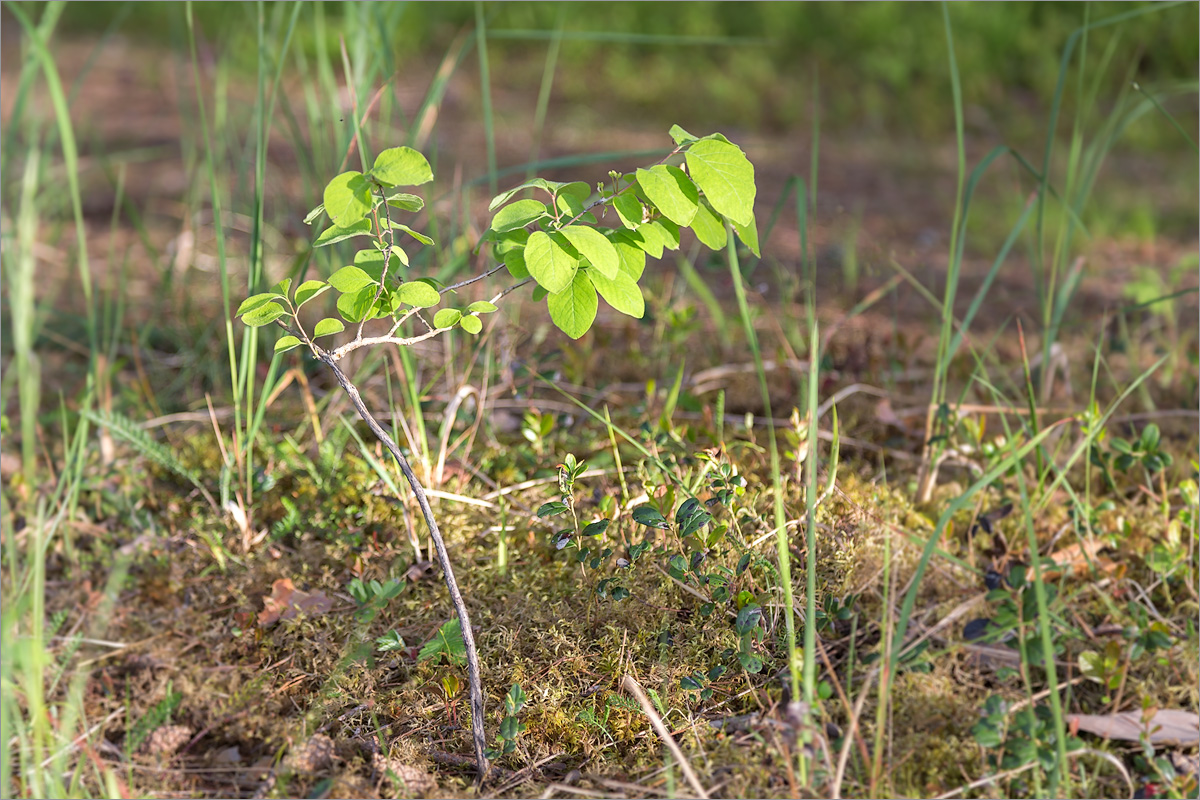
[560,225,619,280]
[491,199,550,233]
[236,292,280,318]
[433,308,462,329]
[525,230,578,294]
[323,171,372,226]
[589,266,644,319]
[328,265,376,294]
[337,286,376,323]
[547,270,598,340]
[397,281,441,308]
[274,335,302,354]
[386,191,425,212]
[294,280,330,308]
[636,165,698,227]
[389,221,434,246]
[467,301,497,314]
[314,219,372,247]
[460,315,483,335]
[612,192,643,229]
[240,301,287,328]
[689,198,728,251]
[684,138,756,227]
[313,318,345,338]
[609,230,647,280]
[371,147,433,187]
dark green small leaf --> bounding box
[582,520,609,537]
[632,505,669,529]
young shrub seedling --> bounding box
[237,127,759,781]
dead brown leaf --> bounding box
[258,578,333,626]
[1068,709,1200,747]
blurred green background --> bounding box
[43,0,1200,147]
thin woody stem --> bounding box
[315,350,491,782]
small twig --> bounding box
[621,675,709,800]
[313,349,489,782]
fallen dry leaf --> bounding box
[1068,709,1200,747]
[372,752,436,795]
[1044,539,1120,581]
[258,578,333,626]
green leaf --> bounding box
[488,178,557,211]
[386,191,424,212]
[554,191,586,218]
[323,171,373,226]
[525,230,579,294]
[328,265,376,294]
[690,199,728,250]
[609,231,647,280]
[385,221,433,246]
[557,181,591,201]
[668,124,699,145]
[611,192,643,229]
[371,146,433,187]
[589,265,644,319]
[417,618,466,665]
[633,222,665,259]
[636,165,698,227]
[354,248,404,279]
[397,281,440,308]
[467,301,497,314]
[460,315,483,335]
[302,203,325,225]
[294,280,330,308]
[503,245,529,280]
[314,219,373,247]
[732,214,761,258]
[274,335,302,354]
[434,308,462,329]
[313,318,345,338]
[337,286,376,323]
[647,218,680,251]
[491,199,550,233]
[547,270,598,339]
[240,301,287,328]
[270,278,292,297]
[236,292,280,318]
[560,225,619,280]
[685,138,756,227]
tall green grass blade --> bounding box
[475,2,497,196]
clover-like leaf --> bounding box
[397,280,440,308]
[525,230,579,294]
[323,171,373,226]
[371,147,433,187]
[685,137,756,227]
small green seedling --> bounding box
[236,127,761,780]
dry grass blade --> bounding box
[620,675,710,800]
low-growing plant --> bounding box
[235,126,761,780]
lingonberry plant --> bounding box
[236,126,759,781]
